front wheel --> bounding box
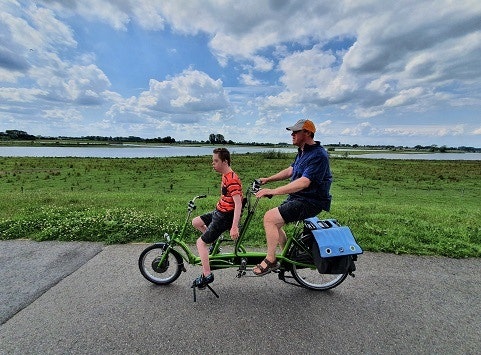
[138,243,183,285]
[288,238,348,291]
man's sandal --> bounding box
[253,258,280,276]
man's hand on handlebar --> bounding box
[255,188,273,199]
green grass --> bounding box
[0,154,480,258]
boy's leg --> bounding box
[195,211,231,278]
[196,237,211,276]
[192,216,207,233]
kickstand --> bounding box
[206,284,219,298]
[191,282,220,302]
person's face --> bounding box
[212,153,225,173]
[291,130,310,147]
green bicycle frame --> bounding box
[154,182,317,272]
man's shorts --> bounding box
[199,210,234,243]
[278,198,323,224]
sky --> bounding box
[1,0,481,147]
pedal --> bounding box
[236,258,247,278]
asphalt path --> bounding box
[0,240,480,354]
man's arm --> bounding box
[260,166,293,184]
[256,176,310,198]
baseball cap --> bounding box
[286,119,316,133]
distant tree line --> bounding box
[0,130,36,140]
[1,129,480,151]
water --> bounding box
[0,145,297,158]
[0,146,480,160]
[353,152,481,161]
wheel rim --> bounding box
[140,246,181,284]
[292,264,347,290]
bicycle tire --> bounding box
[138,243,183,285]
[288,240,349,291]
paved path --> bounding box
[1,240,480,354]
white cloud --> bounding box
[342,122,467,138]
[1,0,481,146]
[384,88,425,108]
[110,69,229,119]
[239,73,262,86]
[43,108,82,122]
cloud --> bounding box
[43,108,82,122]
[2,0,481,145]
[109,69,229,119]
[342,122,467,138]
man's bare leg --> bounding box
[253,207,285,273]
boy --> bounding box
[192,148,243,288]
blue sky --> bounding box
[1,0,481,147]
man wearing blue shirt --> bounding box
[253,119,332,276]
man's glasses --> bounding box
[291,130,303,136]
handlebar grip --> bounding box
[198,195,207,199]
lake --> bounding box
[0,145,297,158]
[0,145,480,160]
[353,152,481,160]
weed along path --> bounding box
[0,240,479,354]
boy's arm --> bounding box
[230,193,243,240]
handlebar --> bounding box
[251,179,272,199]
[188,195,207,211]
[252,179,262,193]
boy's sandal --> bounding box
[253,258,280,276]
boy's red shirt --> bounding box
[216,171,242,212]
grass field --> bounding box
[0,153,480,258]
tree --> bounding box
[209,133,216,144]
[209,133,226,144]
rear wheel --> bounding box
[138,243,183,285]
[288,236,348,290]
[291,263,348,290]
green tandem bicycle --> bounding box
[138,180,362,301]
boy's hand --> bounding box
[230,225,239,240]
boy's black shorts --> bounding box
[199,210,234,243]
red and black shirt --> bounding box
[216,171,243,213]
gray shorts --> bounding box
[199,210,234,243]
[278,198,323,224]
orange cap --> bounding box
[286,119,316,133]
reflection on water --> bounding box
[353,152,481,160]
[0,146,480,160]
[0,145,297,158]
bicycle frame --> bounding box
[155,180,316,273]
[139,179,355,295]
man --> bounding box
[253,119,332,276]
[192,147,243,287]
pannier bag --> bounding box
[304,217,363,274]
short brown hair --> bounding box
[213,147,231,166]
